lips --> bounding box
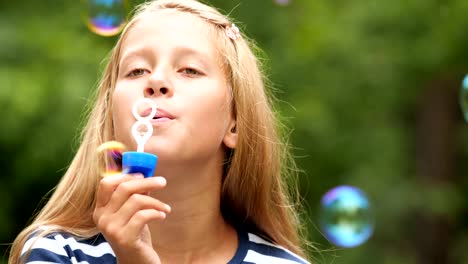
[140,107,175,120]
[153,108,175,120]
[139,108,175,126]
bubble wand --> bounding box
[122,98,159,178]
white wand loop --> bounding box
[131,98,157,152]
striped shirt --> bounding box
[21,228,309,264]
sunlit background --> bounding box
[1,0,468,263]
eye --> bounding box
[181,67,201,76]
[127,68,149,77]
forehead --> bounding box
[120,10,218,60]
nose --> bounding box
[144,69,173,97]
[144,86,169,97]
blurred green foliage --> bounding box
[1,0,468,263]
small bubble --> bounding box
[459,74,468,122]
[97,141,127,177]
[86,0,127,37]
[320,185,374,248]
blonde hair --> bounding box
[9,0,307,262]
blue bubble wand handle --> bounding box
[122,98,158,178]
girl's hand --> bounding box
[93,174,171,264]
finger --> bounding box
[106,177,167,213]
[110,194,171,228]
[111,194,170,226]
[124,209,166,240]
[95,174,143,208]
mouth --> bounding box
[150,108,175,124]
[154,108,174,119]
[140,108,174,119]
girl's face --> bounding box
[112,11,236,166]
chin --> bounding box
[143,145,172,158]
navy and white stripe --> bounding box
[228,232,309,264]
[22,232,115,264]
[21,228,310,263]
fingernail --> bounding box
[133,173,144,179]
[155,177,167,185]
[165,204,171,212]
[160,212,166,218]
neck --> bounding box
[148,160,237,263]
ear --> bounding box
[223,120,237,149]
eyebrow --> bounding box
[173,46,211,60]
[119,45,213,68]
[119,47,151,68]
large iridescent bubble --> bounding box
[97,141,127,177]
[459,74,468,122]
[320,185,374,248]
[86,0,127,37]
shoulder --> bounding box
[21,228,115,264]
[233,230,310,264]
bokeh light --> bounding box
[274,0,291,6]
[459,74,468,122]
[97,141,127,177]
[320,185,374,248]
[86,0,127,37]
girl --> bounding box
[9,0,310,263]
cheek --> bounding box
[111,88,135,141]
[189,90,232,136]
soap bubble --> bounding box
[86,0,127,37]
[459,74,468,122]
[320,185,374,248]
[97,141,127,177]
